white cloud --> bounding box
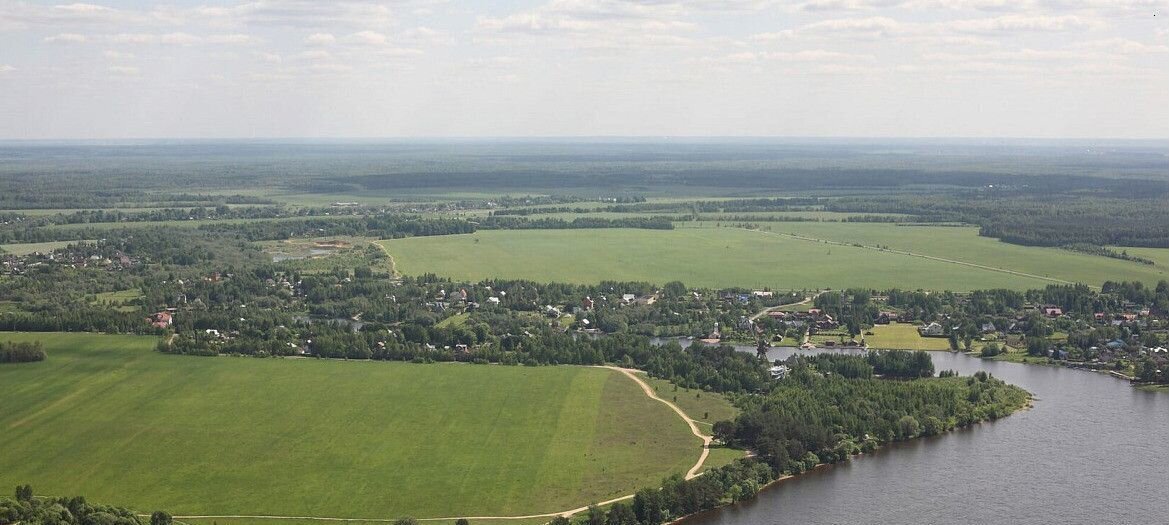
[299,49,332,60]
[55,3,113,15]
[107,64,139,75]
[946,14,1105,33]
[349,30,388,45]
[0,64,14,73]
[475,0,699,50]
[752,16,903,40]
[188,1,395,29]
[101,32,254,45]
[1075,37,1169,54]
[254,51,283,63]
[305,32,337,45]
[44,32,88,43]
[206,33,259,45]
[112,32,199,45]
[102,49,134,59]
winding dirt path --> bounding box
[599,366,713,480]
[166,366,712,523]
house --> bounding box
[919,322,945,337]
[147,311,172,329]
[487,296,501,305]
[737,316,752,331]
[1043,306,1063,317]
[622,293,637,304]
[752,290,774,298]
[769,365,790,380]
[875,311,899,325]
[581,296,595,310]
[1106,339,1127,351]
[980,322,997,334]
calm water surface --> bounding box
[684,346,1169,525]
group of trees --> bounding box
[1,485,170,525]
[714,361,1028,475]
[0,341,45,363]
[793,350,935,380]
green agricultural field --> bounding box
[381,224,1169,291]
[746,222,1169,288]
[1116,247,1169,269]
[0,240,86,255]
[865,323,953,351]
[0,333,699,519]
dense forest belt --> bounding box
[745,228,1078,287]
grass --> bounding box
[0,240,84,255]
[744,222,1169,288]
[91,289,143,312]
[865,323,953,351]
[435,312,470,328]
[642,377,739,426]
[379,229,1039,291]
[701,446,749,472]
[0,333,699,519]
[381,224,1169,291]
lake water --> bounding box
[684,346,1169,524]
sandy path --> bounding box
[166,366,712,523]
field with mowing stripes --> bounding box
[0,333,698,520]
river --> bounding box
[678,344,1169,524]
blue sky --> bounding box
[0,0,1166,139]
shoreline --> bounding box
[668,391,1033,525]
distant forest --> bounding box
[2,140,1168,247]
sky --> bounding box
[0,0,1167,140]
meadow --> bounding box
[865,323,953,351]
[0,240,85,255]
[380,225,1169,291]
[0,333,699,519]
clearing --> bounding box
[865,322,953,351]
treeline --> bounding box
[163,330,774,394]
[0,341,45,363]
[1060,244,1155,265]
[795,350,935,379]
[5,205,363,227]
[556,460,777,525]
[196,216,476,241]
[715,366,1029,474]
[479,216,675,230]
[0,485,171,525]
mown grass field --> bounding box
[0,333,698,519]
[865,323,953,351]
[0,240,85,255]
[642,377,739,427]
[381,226,1169,291]
[746,222,1169,288]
